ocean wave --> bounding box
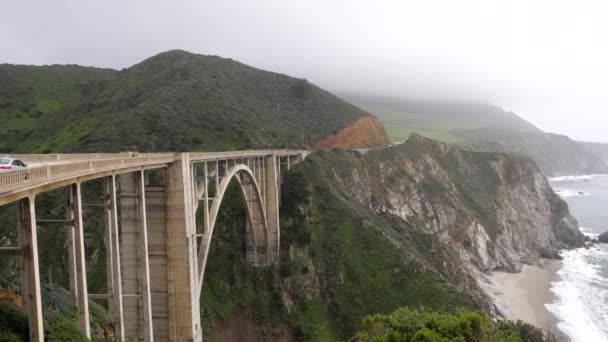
[580,227,601,239]
[554,188,590,198]
[546,247,608,341]
[550,174,608,182]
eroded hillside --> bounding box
[202,134,583,340]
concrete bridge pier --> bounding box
[119,171,154,341]
[67,182,91,338]
[18,196,43,342]
[103,175,125,341]
[265,155,280,261]
[165,154,202,341]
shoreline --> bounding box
[488,259,563,335]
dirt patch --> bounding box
[317,115,389,149]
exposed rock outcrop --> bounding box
[316,115,390,149]
[599,231,608,243]
[297,133,584,308]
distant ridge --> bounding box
[342,93,607,176]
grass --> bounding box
[384,124,466,144]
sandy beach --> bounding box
[489,260,561,332]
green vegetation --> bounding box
[384,124,466,144]
[0,64,116,153]
[341,94,539,144]
[0,50,370,153]
[201,182,287,338]
[0,283,111,342]
[354,307,549,342]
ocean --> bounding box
[548,174,608,341]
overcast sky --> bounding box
[1,0,606,142]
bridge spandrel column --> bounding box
[145,182,170,341]
[104,176,125,341]
[119,172,154,341]
[264,155,280,262]
[166,154,201,341]
[69,182,91,338]
[18,196,44,342]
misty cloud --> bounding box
[1,0,606,142]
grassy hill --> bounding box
[0,64,117,152]
[1,50,382,153]
[341,93,540,143]
[342,93,607,176]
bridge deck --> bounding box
[0,150,307,205]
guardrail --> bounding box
[188,149,307,161]
[0,155,176,194]
[0,150,310,197]
[4,152,175,163]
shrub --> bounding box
[354,307,546,342]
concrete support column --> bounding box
[146,181,170,340]
[104,176,125,341]
[264,155,280,262]
[120,171,154,341]
[69,182,91,338]
[18,196,44,342]
[166,154,201,341]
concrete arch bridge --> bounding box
[0,150,308,341]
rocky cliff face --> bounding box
[286,134,584,310]
[316,115,390,149]
[204,134,584,340]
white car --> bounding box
[0,157,28,170]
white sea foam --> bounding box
[580,227,600,239]
[546,246,608,341]
[553,188,589,198]
[550,174,608,182]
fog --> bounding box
[1,0,607,142]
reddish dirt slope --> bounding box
[316,115,390,149]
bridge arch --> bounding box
[195,163,272,297]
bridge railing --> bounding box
[0,155,176,194]
[0,150,309,196]
[188,149,308,161]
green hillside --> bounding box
[341,93,540,143]
[0,64,117,152]
[1,50,373,153]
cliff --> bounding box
[202,134,583,340]
[316,115,390,149]
[457,127,608,176]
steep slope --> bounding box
[6,50,386,153]
[0,64,117,152]
[343,93,607,176]
[341,93,540,143]
[200,134,583,340]
[457,127,608,176]
[316,115,388,149]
